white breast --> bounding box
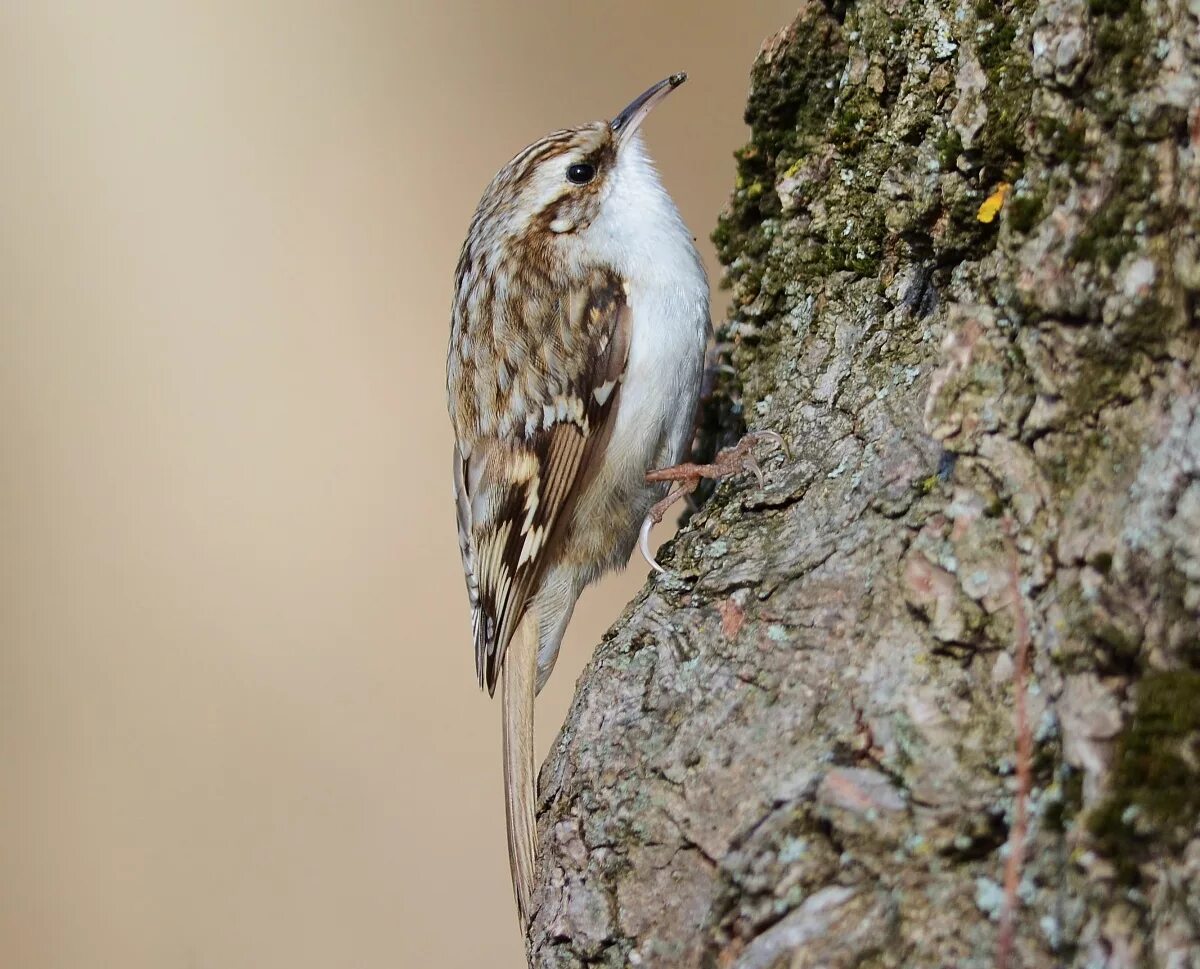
[585,133,709,486]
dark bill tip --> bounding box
[611,73,688,141]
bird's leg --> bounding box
[638,430,787,572]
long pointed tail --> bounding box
[502,616,538,928]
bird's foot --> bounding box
[638,430,787,572]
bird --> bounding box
[446,73,780,930]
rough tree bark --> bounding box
[529,2,1200,966]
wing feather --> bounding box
[451,269,629,694]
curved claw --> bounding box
[639,515,665,574]
[750,429,788,458]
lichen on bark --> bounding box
[529,1,1200,966]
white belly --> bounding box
[609,277,708,486]
[560,265,708,586]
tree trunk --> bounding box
[529,1,1200,965]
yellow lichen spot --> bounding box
[976,182,1012,224]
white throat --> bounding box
[584,133,702,289]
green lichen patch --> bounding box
[1087,0,1137,14]
[1035,115,1090,168]
[971,1,1036,183]
[925,3,1037,261]
[713,5,917,306]
[1087,0,1152,108]
[1088,671,1200,883]
[716,5,847,255]
[1005,190,1045,233]
[974,102,1029,186]
[936,129,964,171]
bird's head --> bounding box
[467,74,688,255]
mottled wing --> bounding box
[452,272,629,694]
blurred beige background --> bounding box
[0,3,797,967]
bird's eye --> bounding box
[566,163,596,185]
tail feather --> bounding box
[502,616,538,928]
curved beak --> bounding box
[610,72,686,145]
